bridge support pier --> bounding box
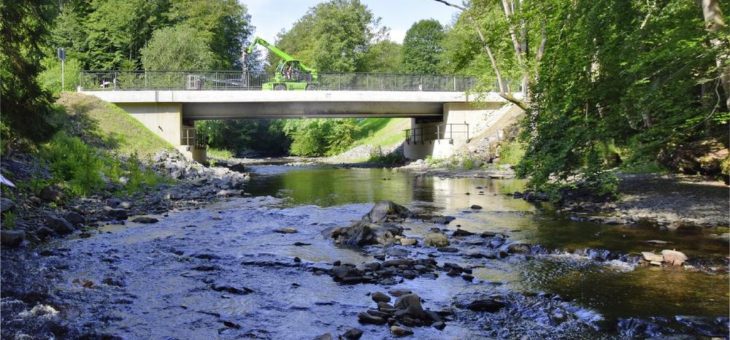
[403,102,506,160]
[116,103,207,163]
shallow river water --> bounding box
[6,165,729,339]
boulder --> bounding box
[371,292,391,303]
[331,221,403,247]
[39,185,62,202]
[465,296,507,312]
[357,312,386,325]
[104,207,128,220]
[64,212,84,226]
[661,249,688,266]
[394,294,429,321]
[314,333,333,340]
[35,226,55,240]
[0,198,15,213]
[366,201,411,223]
[398,237,417,246]
[424,233,449,248]
[1,230,25,247]
[341,328,363,340]
[641,252,664,263]
[46,216,75,235]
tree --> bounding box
[273,0,386,72]
[83,0,170,69]
[141,26,218,70]
[166,0,252,69]
[0,1,59,144]
[363,41,403,73]
[401,19,445,74]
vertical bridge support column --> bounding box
[116,103,207,162]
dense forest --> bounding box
[1,0,728,194]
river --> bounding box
[3,165,728,339]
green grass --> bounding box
[352,118,410,148]
[498,140,526,165]
[207,148,234,160]
[56,93,173,160]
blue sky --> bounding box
[240,0,461,43]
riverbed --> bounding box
[2,165,728,339]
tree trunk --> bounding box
[701,0,729,110]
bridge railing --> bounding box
[79,71,477,92]
[405,123,470,144]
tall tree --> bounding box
[273,0,386,72]
[0,1,59,144]
[401,19,445,74]
[363,40,402,73]
[141,25,217,70]
[166,0,252,69]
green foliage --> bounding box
[367,147,405,166]
[38,57,82,94]
[207,148,234,160]
[2,211,16,229]
[273,0,386,72]
[141,25,218,70]
[197,120,290,156]
[511,0,729,194]
[363,41,403,73]
[282,119,360,157]
[498,140,526,165]
[401,19,445,74]
[0,1,59,144]
[41,133,104,196]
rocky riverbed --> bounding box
[2,162,728,339]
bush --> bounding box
[41,133,104,196]
[498,140,526,165]
[368,147,405,166]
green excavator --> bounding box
[245,36,319,91]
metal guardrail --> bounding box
[405,123,469,144]
[79,71,478,92]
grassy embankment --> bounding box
[337,118,410,163]
[21,93,172,197]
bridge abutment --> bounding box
[403,102,511,160]
[116,103,207,162]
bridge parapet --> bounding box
[79,71,478,92]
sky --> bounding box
[240,0,461,44]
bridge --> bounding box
[79,71,521,162]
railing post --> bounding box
[437,125,440,141]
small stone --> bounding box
[390,325,413,337]
[104,207,128,220]
[293,257,301,263]
[433,321,446,330]
[293,242,311,246]
[661,249,688,266]
[424,233,449,247]
[399,238,417,246]
[452,229,475,237]
[274,227,298,234]
[342,328,363,340]
[131,216,158,224]
[372,292,391,303]
[1,230,25,247]
[462,274,474,281]
[35,227,55,240]
[314,333,333,340]
[470,205,482,210]
[39,185,62,202]
[357,312,386,325]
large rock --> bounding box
[424,233,449,247]
[46,216,75,235]
[0,198,15,213]
[641,252,664,263]
[64,212,84,226]
[465,295,507,312]
[394,294,429,321]
[331,221,403,247]
[39,185,63,202]
[104,206,128,220]
[365,200,412,223]
[661,249,688,266]
[1,230,25,247]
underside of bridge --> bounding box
[84,90,517,162]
